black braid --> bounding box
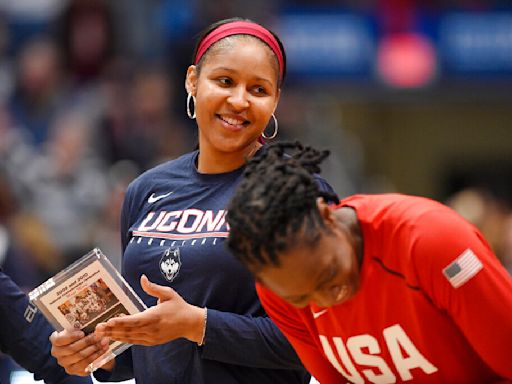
[226,141,338,269]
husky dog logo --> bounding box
[160,248,181,282]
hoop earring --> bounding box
[262,114,278,140]
[187,93,196,119]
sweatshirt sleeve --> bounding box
[198,308,306,370]
[120,182,136,254]
[0,270,93,384]
[411,208,512,380]
[199,176,337,370]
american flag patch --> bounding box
[443,249,483,288]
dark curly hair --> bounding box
[226,141,337,269]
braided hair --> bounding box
[226,141,338,269]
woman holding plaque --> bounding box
[50,17,336,384]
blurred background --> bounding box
[0,0,511,382]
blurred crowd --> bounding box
[0,0,510,381]
[0,0,198,291]
[0,0,510,302]
[0,0,359,292]
[447,188,512,274]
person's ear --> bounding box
[272,88,281,114]
[185,65,198,96]
[316,197,335,227]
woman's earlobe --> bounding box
[185,65,198,95]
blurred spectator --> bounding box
[0,169,42,289]
[447,188,512,272]
[94,58,133,163]
[0,160,62,384]
[446,188,488,227]
[57,0,115,86]
[92,160,140,271]
[278,90,363,198]
[97,63,194,170]
[8,210,63,284]
[129,65,193,166]
[8,36,64,146]
[0,0,66,55]
[17,110,109,268]
[54,0,120,126]
[102,1,159,60]
[0,105,38,200]
[0,112,59,283]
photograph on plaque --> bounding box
[29,248,147,373]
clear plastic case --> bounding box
[29,248,147,373]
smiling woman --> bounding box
[48,17,334,384]
[186,19,284,173]
[226,141,512,384]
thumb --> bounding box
[140,274,175,302]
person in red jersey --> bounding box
[226,141,512,383]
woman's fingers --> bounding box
[140,274,176,302]
[50,330,109,376]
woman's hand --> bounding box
[95,274,206,346]
[49,329,112,376]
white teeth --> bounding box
[222,116,245,126]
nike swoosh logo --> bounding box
[148,191,174,204]
[311,309,328,319]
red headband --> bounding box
[194,21,284,80]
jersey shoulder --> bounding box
[126,151,196,197]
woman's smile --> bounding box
[186,37,280,171]
[217,114,250,131]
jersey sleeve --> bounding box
[0,270,93,384]
[120,182,137,254]
[199,307,307,370]
[255,283,344,383]
[411,208,512,379]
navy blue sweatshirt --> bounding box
[95,150,334,383]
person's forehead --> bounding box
[258,245,328,290]
[215,34,270,50]
[204,36,276,65]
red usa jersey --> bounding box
[257,194,512,383]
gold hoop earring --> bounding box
[187,93,196,119]
[262,114,278,140]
